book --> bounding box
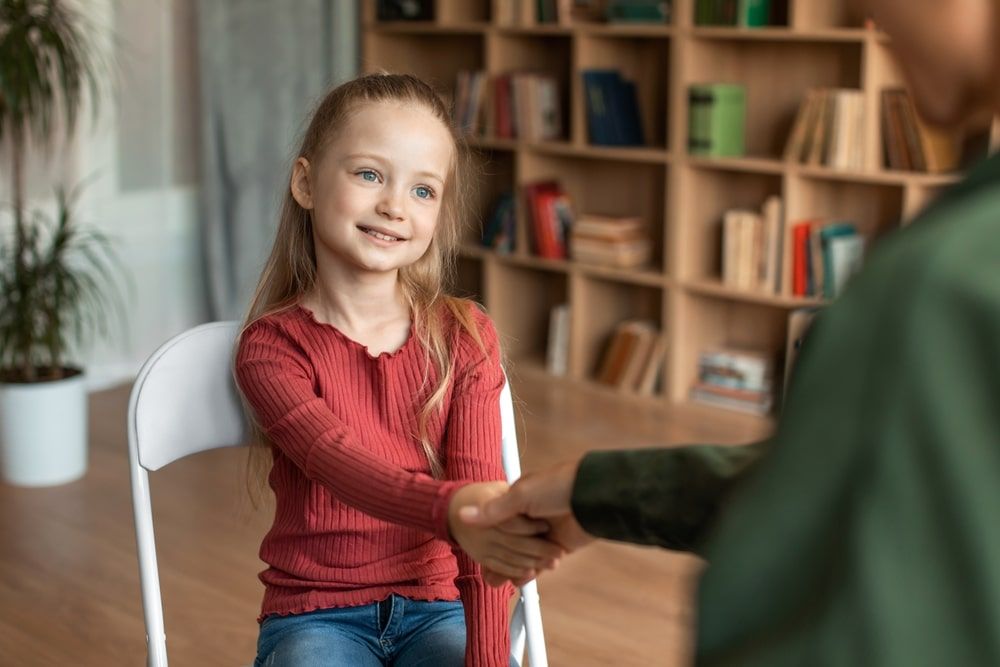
[637,333,667,396]
[571,236,652,268]
[523,180,566,259]
[582,69,644,146]
[606,0,670,23]
[546,304,571,377]
[690,383,773,415]
[697,347,774,392]
[762,195,784,294]
[826,234,865,298]
[572,214,645,241]
[617,321,657,392]
[784,88,820,162]
[597,324,639,385]
[792,222,811,297]
[784,307,819,397]
[818,222,857,298]
[688,83,746,157]
[481,191,516,253]
[737,0,771,27]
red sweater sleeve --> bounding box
[443,308,514,666]
[234,318,460,538]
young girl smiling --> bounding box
[235,73,560,666]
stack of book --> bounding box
[570,215,652,269]
[694,0,772,27]
[454,70,562,142]
[789,220,865,299]
[481,191,516,254]
[690,347,774,415]
[523,180,573,260]
[688,83,746,157]
[581,69,645,146]
[784,88,865,170]
[881,88,961,173]
[596,319,667,395]
[721,195,784,294]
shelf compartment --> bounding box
[519,152,667,271]
[781,176,904,299]
[686,39,862,160]
[469,148,516,247]
[679,165,783,283]
[576,34,671,150]
[486,33,573,142]
[576,276,665,390]
[673,292,789,406]
[362,32,484,100]
[487,262,569,372]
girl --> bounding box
[234,73,561,667]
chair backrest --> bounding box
[128,321,546,667]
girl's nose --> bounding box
[376,191,405,221]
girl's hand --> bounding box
[448,482,565,581]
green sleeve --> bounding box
[571,442,766,552]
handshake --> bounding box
[447,460,595,587]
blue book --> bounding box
[583,70,644,146]
[819,222,858,298]
[582,70,616,145]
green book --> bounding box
[688,84,746,157]
[738,0,771,27]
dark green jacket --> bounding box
[572,153,1000,666]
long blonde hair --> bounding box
[240,73,483,501]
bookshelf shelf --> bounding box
[534,142,672,164]
[684,279,826,309]
[361,0,996,425]
[369,22,487,34]
[580,24,675,38]
[687,155,785,174]
[572,263,667,288]
[689,27,873,42]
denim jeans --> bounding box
[254,595,476,666]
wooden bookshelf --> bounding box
[361,0,1000,422]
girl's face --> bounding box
[292,101,454,279]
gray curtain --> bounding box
[196,0,358,320]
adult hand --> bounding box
[447,482,564,581]
[460,460,595,585]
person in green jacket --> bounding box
[461,0,1000,664]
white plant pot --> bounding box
[0,371,88,487]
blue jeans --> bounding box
[254,595,473,666]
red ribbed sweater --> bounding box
[234,302,512,666]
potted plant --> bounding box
[0,0,123,486]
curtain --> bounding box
[196,0,357,319]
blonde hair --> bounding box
[239,73,484,502]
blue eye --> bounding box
[414,186,434,200]
[359,169,379,182]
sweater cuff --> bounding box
[433,480,464,541]
[456,573,512,666]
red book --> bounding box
[495,75,511,139]
[792,222,811,297]
[523,181,562,258]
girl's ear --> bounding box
[290,158,314,209]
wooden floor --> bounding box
[0,376,769,666]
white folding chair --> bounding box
[128,321,548,667]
